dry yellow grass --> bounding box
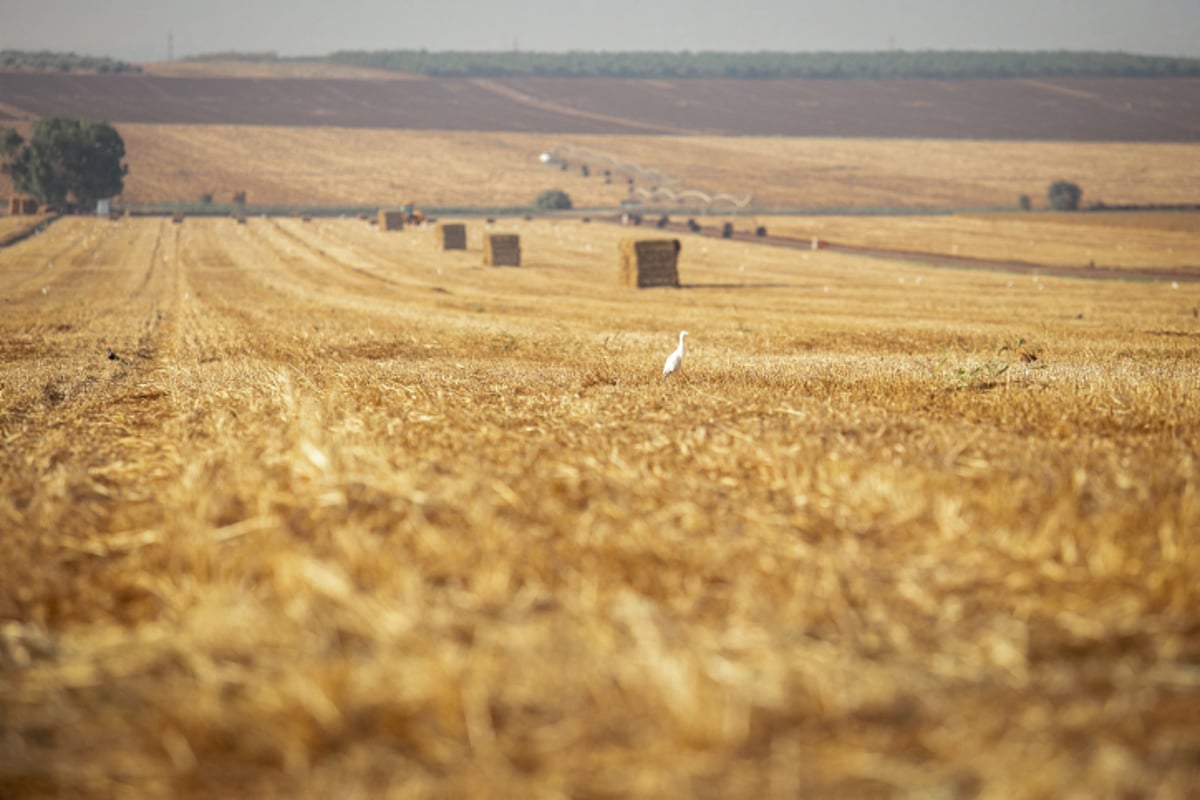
[101,126,1200,210]
[542,136,1200,210]
[1,217,1199,799]
[112,126,633,208]
[0,214,41,236]
[741,211,1200,270]
[0,213,52,246]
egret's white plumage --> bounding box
[662,330,688,378]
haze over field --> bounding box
[1,0,1199,61]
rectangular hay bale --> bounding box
[484,234,521,267]
[378,210,405,231]
[619,239,681,288]
[9,196,38,215]
[440,223,467,251]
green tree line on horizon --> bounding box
[0,50,143,74]
[326,49,1200,79]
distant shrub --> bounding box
[1047,181,1082,211]
[199,192,214,205]
[534,189,573,210]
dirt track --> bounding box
[2,72,1199,139]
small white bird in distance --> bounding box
[662,330,688,379]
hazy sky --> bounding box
[2,0,1199,62]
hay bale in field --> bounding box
[756,226,767,237]
[379,210,405,231]
[439,223,467,250]
[721,221,734,239]
[484,234,521,267]
[618,239,681,289]
[10,196,39,215]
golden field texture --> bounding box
[738,211,1200,270]
[34,126,1196,210]
[1,216,1199,798]
[0,214,50,246]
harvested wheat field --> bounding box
[86,127,1200,209]
[0,214,51,247]
[722,211,1200,271]
[1,216,1199,799]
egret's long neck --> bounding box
[679,333,687,349]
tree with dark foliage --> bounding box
[1,117,128,210]
[1047,180,1082,211]
[534,189,573,210]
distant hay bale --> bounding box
[618,239,681,289]
[379,210,405,231]
[756,226,767,237]
[721,221,734,239]
[9,196,39,215]
[439,223,467,250]
[484,234,521,267]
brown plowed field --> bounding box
[2,72,1199,139]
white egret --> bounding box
[662,330,688,379]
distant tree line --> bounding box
[326,49,1200,79]
[181,51,284,63]
[0,50,142,74]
